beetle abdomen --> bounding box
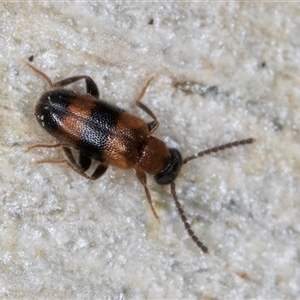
[35,89,149,167]
[35,89,122,151]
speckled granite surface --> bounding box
[0,2,299,299]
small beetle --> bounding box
[26,63,254,253]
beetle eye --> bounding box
[154,149,182,185]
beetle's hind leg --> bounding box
[52,76,99,98]
[79,152,92,172]
[27,142,66,164]
[78,152,108,179]
[24,62,54,87]
[25,62,99,98]
[26,143,62,152]
[28,144,107,179]
[62,147,108,180]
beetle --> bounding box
[26,62,254,253]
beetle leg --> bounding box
[63,147,108,180]
[52,76,99,98]
[24,62,53,87]
[90,163,108,180]
[62,146,91,179]
[79,151,108,179]
[26,143,62,152]
[135,77,159,136]
[25,63,99,98]
[79,152,92,172]
[27,142,66,166]
[146,120,159,134]
[134,165,160,222]
[34,158,66,164]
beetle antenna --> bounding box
[170,182,208,253]
[183,138,254,164]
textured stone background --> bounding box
[0,2,299,299]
